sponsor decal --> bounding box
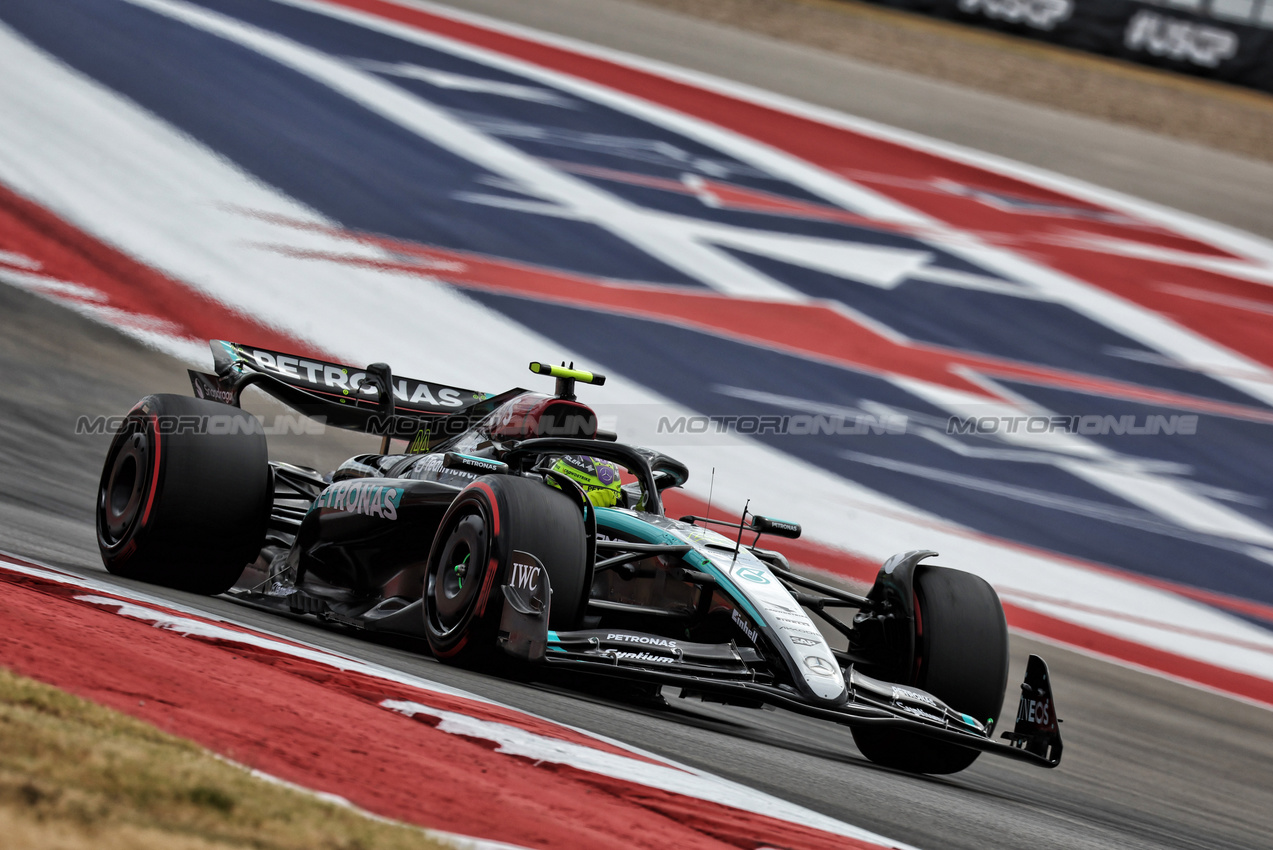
[595,462,617,486]
[957,0,1073,31]
[803,655,837,677]
[418,454,480,482]
[892,686,939,707]
[734,566,771,584]
[611,650,675,665]
[190,373,237,405]
[1017,695,1054,728]
[731,608,759,643]
[897,703,945,724]
[775,621,823,640]
[606,633,679,649]
[239,347,469,408]
[1124,11,1239,68]
[313,481,402,520]
[771,613,816,630]
[510,555,542,591]
[788,635,820,646]
[197,385,235,404]
[451,454,504,473]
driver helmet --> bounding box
[548,455,622,508]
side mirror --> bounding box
[750,514,801,539]
[642,449,688,490]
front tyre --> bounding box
[424,475,587,666]
[96,394,270,595]
[851,565,1009,774]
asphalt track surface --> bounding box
[4,285,1273,850]
[2,2,1271,848]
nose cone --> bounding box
[799,652,847,702]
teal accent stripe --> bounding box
[594,509,766,626]
[546,631,566,653]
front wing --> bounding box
[537,627,1063,769]
[497,567,1061,769]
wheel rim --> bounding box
[430,509,489,634]
[100,425,150,545]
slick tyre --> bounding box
[97,394,270,595]
[424,475,587,666]
[851,566,1009,775]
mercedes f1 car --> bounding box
[97,341,1062,775]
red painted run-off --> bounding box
[0,561,887,850]
[0,182,329,358]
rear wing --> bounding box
[189,340,524,440]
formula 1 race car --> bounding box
[97,341,1062,774]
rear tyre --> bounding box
[851,566,1009,774]
[424,475,587,666]
[96,394,270,595]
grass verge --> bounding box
[0,666,452,850]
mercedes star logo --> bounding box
[803,655,836,677]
